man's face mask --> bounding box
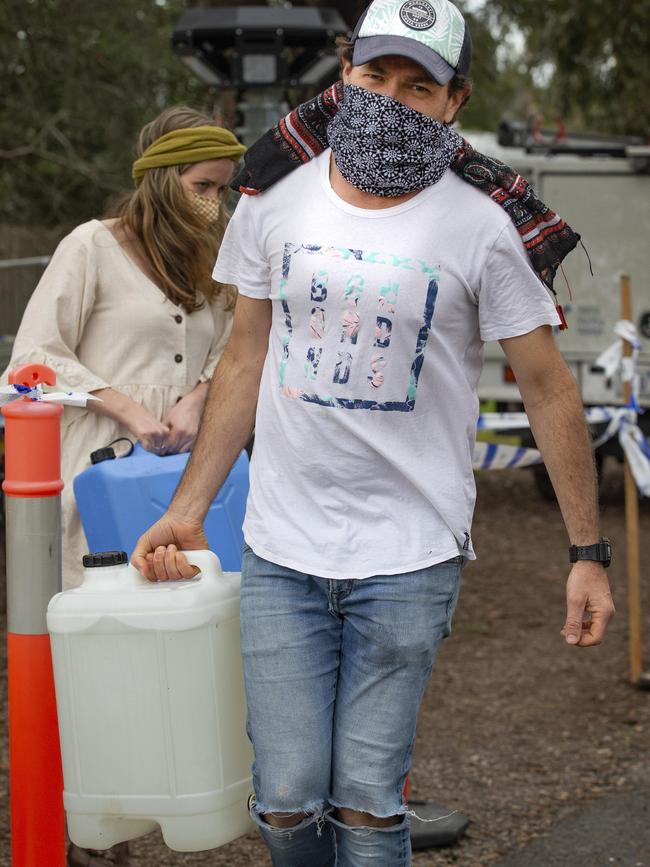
[187,190,222,226]
[327,84,462,198]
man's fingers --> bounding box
[577,631,604,647]
[132,517,207,582]
[153,545,195,581]
[562,603,585,646]
[132,553,152,580]
[562,596,615,648]
[150,545,199,582]
[162,545,199,581]
[564,567,615,648]
[132,530,158,580]
[579,601,615,646]
[152,546,171,581]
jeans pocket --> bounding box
[443,562,463,638]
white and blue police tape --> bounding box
[474,408,649,490]
[473,441,542,470]
[0,383,99,408]
[473,321,649,492]
[477,407,636,447]
[593,319,643,413]
[619,420,650,497]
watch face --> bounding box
[602,539,612,566]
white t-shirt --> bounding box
[214,150,559,579]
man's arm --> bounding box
[500,325,615,647]
[132,295,272,581]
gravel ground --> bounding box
[493,788,650,866]
[1,462,649,866]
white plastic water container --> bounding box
[47,550,254,852]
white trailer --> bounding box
[472,141,650,492]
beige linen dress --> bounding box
[2,220,233,587]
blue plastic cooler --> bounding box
[74,444,249,571]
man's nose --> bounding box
[378,79,401,101]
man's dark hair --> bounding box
[334,36,472,115]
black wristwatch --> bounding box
[569,538,612,568]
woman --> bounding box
[5,106,245,592]
[3,107,245,865]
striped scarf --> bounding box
[233,81,579,304]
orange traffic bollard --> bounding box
[2,363,66,866]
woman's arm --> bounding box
[89,387,171,454]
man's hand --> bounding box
[561,562,615,647]
[132,512,209,582]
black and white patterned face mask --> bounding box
[327,84,463,198]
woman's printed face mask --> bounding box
[187,190,222,226]
[326,84,462,198]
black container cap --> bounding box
[90,446,116,465]
[89,438,134,465]
[82,551,129,568]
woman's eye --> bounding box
[196,182,209,191]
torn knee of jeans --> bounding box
[328,803,409,834]
[249,796,330,836]
[330,815,409,837]
[329,799,409,821]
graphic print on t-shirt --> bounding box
[278,242,439,412]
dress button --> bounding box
[174,354,183,364]
[175,314,183,324]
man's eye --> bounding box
[413,85,429,94]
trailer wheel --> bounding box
[533,452,604,501]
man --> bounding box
[133,1,615,863]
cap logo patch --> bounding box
[399,0,437,31]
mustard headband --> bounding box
[132,125,247,186]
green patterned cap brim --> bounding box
[353,35,455,84]
[353,0,471,80]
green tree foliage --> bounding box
[485,0,650,136]
[0,0,207,228]
[3,0,645,232]
[454,7,535,132]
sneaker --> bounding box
[67,842,130,867]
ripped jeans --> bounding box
[239,546,463,866]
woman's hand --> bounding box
[89,387,171,454]
[162,385,208,454]
[128,405,172,455]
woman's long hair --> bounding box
[106,106,237,313]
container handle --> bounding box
[181,549,224,582]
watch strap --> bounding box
[569,538,612,567]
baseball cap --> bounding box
[351,0,472,86]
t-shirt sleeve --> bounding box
[212,195,271,299]
[478,220,561,342]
